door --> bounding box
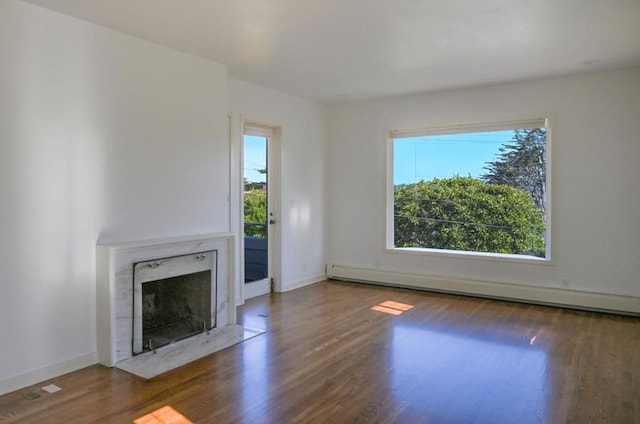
[242,122,276,299]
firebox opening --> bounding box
[133,250,217,355]
[141,270,212,353]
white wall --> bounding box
[228,79,328,296]
[0,0,228,393]
[328,68,640,298]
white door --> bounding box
[242,122,278,299]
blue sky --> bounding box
[393,130,515,185]
[244,135,267,183]
[245,131,518,185]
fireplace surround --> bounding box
[96,233,236,368]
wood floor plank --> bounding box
[1,280,638,423]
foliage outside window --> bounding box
[390,119,549,260]
[244,183,267,238]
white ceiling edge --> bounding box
[18,0,640,104]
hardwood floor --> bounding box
[1,280,639,423]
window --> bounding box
[388,118,550,261]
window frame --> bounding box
[385,116,553,264]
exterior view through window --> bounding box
[244,134,268,283]
[390,118,549,260]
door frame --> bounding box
[238,117,282,301]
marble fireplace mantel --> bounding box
[96,233,236,368]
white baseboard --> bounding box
[326,264,640,315]
[0,352,98,396]
[281,275,326,292]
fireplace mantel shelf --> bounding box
[98,232,234,250]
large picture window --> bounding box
[388,118,550,261]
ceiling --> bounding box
[21,0,640,104]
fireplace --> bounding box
[97,234,266,379]
[133,251,217,354]
[96,233,237,367]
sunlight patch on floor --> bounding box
[133,405,193,424]
[371,300,415,315]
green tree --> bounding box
[394,177,545,257]
[244,188,267,238]
[482,128,546,218]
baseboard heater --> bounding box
[326,263,640,316]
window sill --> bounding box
[386,247,554,266]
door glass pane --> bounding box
[243,135,268,283]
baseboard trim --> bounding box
[0,352,98,396]
[282,275,326,292]
[326,264,640,315]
